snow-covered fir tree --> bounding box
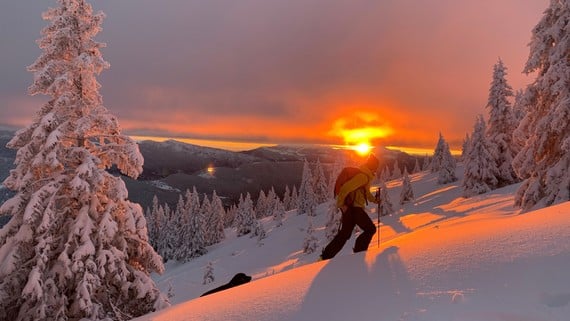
[377,181,394,216]
[512,0,570,210]
[324,200,341,242]
[255,190,268,219]
[162,203,175,260]
[399,169,415,205]
[327,156,345,199]
[0,1,167,319]
[512,89,527,124]
[146,195,161,251]
[431,133,448,173]
[266,187,278,214]
[313,158,329,204]
[297,159,317,216]
[282,185,292,211]
[202,262,215,285]
[272,199,285,228]
[290,185,299,211]
[302,217,319,254]
[486,58,519,187]
[154,204,168,260]
[200,194,212,246]
[437,141,457,184]
[413,158,421,173]
[462,115,500,197]
[252,219,267,246]
[391,159,402,179]
[187,197,207,259]
[235,193,256,237]
[224,204,237,228]
[176,188,201,261]
[461,133,471,161]
[209,191,226,245]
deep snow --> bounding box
[134,165,570,321]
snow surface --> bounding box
[134,165,570,321]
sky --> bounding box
[0,0,549,153]
[132,166,570,320]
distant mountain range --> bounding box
[0,130,419,212]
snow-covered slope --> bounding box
[134,165,570,321]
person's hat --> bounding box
[366,153,379,170]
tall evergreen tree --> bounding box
[512,0,570,210]
[236,193,255,237]
[272,199,285,228]
[437,141,457,184]
[313,158,329,204]
[297,160,317,216]
[462,115,500,197]
[431,133,448,173]
[399,169,415,205]
[302,217,319,254]
[377,182,394,217]
[282,185,292,211]
[210,191,226,244]
[324,201,341,242]
[391,159,402,179]
[486,59,518,187]
[0,1,167,319]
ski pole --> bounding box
[375,188,381,248]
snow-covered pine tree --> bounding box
[327,156,345,199]
[512,89,527,124]
[282,185,292,211]
[161,203,175,261]
[266,187,278,215]
[187,198,207,259]
[236,193,255,237]
[399,169,415,205]
[431,133,448,173]
[155,204,168,260]
[200,194,213,246]
[462,115,500,197]
[272,198,285,228]
[297,159,317,216]
[252,219,267,245]
[461,133,471,161]
[412,158,421,173]
[377,181,394,216]
[146,195,160,250]
[290,185,299,210]
[255,190,268,219]
[302,217,319,254]
[175,187,201,261]
[437,141,457,184]
[324,200,341,242]
[209,191,226,244]
[380,166,391,182]
[485,59,519,187]
[0,1,167,319]
[313,158,329,204]
[512,0,570,210]
[202,262,215,285]
[391,159,402,179]
[224,204,237,228]
[168,195,185,256]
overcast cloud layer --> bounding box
[0,0,548,150]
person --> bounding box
[320,154,380,260]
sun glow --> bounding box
[329,112,393,154]
[354,142,372,156]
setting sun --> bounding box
[354,142,372,156]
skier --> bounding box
[320,154,380,260]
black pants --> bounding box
[321,206,377,260]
